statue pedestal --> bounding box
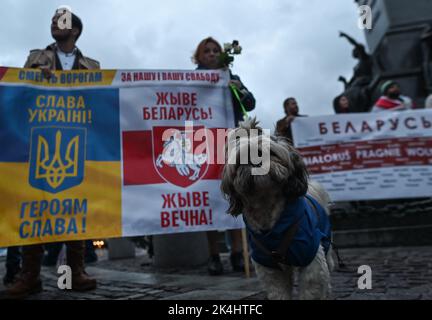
[152,232,209,268]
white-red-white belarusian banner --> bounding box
[292,110,432,201]
[119,69,244,236]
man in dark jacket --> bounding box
[275,97,306,144]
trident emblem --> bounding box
[29,127,85,193]
[36,130,79,189]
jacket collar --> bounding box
[46,42,88,69]
[244,196,305,236]
[46,43,82,56]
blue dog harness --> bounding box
[245,195,331,269]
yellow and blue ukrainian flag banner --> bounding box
[0,67,121,246]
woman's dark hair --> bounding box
[333,94,350,114]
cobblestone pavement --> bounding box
[1,246,432,300]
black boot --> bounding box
[84,240,98,264]
[230,252,244,272]
[207,254,223,275]
[3,265,21,286]
[3,246,22,286]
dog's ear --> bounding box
[220,163,244,216]
[284,150,309,198]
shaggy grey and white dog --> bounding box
[221,118,334,300]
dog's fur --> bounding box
[221,118,334,300]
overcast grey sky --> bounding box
[0,0,366,130]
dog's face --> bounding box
[221,118,309,222]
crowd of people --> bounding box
[332,79,419,115]
[2,5,432,300]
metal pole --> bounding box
[241,228,250,278]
